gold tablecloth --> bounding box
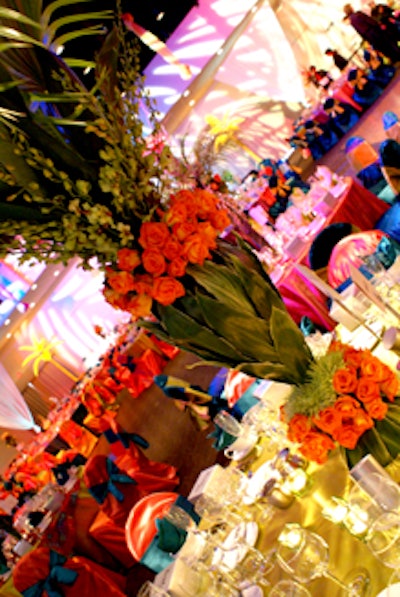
[241,444,392,595]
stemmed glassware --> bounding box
[269,580,312,596]
[365,511,400,570]
[276,523,370,595]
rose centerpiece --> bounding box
[1,2,400,471]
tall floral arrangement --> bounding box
[0,1,399,470]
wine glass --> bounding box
[269,580,312,596]
[366,511,400,570]
[213,411,243,438]
[276,523,369,595]
[163,504,197,531]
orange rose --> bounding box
[167,258,187,278]
[351,408,374,432]
[343,346,364,369]
[163,237,183,261]
[312,406,342,435]
[171,190,199,219]
[332,425,364,450]
[106,270,135,294]
[194,189,218,218]
[125,293,153,319]
[165,203,189,227]
[287,413,312,443]
[152,276,185,306]
[142,249,166,276]
[117,248,141,271]
[173,221,198,241]
[298,431,335,464]
[183,233,211,265]
[139,221,170,249]
[133,274,153,295]
[197,221,218,247]
[380,372,399,402]
[364,398,388,420]
[334,395,360,415]
[332,367,358,394]
[103,287,125,309]
[356,377,381,403]
[360,354,388,382]
[209,208,231,232]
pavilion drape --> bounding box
[0,363,40,432]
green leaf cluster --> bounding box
[284,350,345,419]
[140,239,314,386]
[0,1,172,269]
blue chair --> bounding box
[345,136,387,195]
[375,201,400,244]
[308,222,354,271]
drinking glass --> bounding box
[276,523,369,595]
[164,504,197,531]
[213,411,243,437]
[216,544,276,589]
[366,511,400,569]
[269,580,312,596]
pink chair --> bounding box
[327,229,388,288]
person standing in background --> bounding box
[325,48,349,71]
[343,3,400,63]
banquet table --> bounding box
[151,443,394,596]
[271,178,390,329]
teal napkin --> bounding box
[155,517,187,553]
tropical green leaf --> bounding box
[270,306,313,383]
[0,79,22,92]
[235,360,298,383]
[228,251,286,322]
[356,426,393,468]
[0,8,41,31]
[64,58,95,70]
[0,41,30,52]
[0,26,45,47]
[157,304,249,362]
[197,293,279,363]
[188,261,256,315]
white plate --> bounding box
[211,522,259,570]
[376,583,400,597]
[224,432,259,461]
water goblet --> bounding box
[366,511,400,570]
[163,504,197,532]
[269,579,312,596]
[276,523,370,595]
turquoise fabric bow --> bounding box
[89,458,136,504]
[22,550,78,597]
[140,496,199,573]
[375,236,400,269]
[103,427,149,449]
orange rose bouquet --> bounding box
[281,341,400,467]
[102,188,231,318]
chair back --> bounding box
[345,136,379,173]
[308,222,353,270]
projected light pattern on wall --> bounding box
[141,0,360,176]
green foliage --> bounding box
[0,1,172,268]
[143,240,314,385]
[284,350,345,419]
